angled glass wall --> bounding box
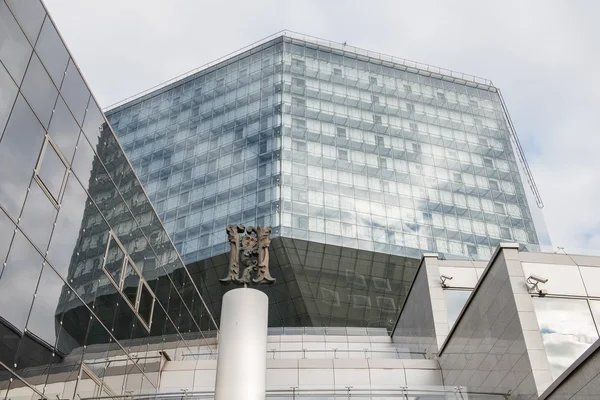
[107,34,542,266]
[0,1,216,397]
[279,37,540,260]
[106,40,284,265]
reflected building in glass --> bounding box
[106,32,547,329]
[0,0,216,397]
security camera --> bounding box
[526,274,548,295]
[440,275,453,288]
[527,274,548,284]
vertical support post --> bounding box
[214,288,268,400]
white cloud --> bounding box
[43,0,600,253]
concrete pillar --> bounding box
[214,288,268,400]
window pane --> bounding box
[25,265,66,347]
[46,175,88,277]
[60,59,90,124]
[138,283,154,325]
[35,17,69,86]
[0,95,45,218]
[38,142,67,201]
[122,261,140,307]
[71,132,97,188]
[0,209,15,265]
[18,180,57,251]
[21,53,58,127]
[0,1,32,83]
[0,231,44,334]
[104,236,125,286]
[82,100,105,145]
[587,300,600,340]
[48,95,80,162]
[0,62,18,134]
[5,0,45,44]
[533,297,599,379]
[443,289,471,328]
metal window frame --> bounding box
[136,278,156,331]
[101,231,155,332]
[78,363,116,398]
[33,135,70,208]
[102,231,128,290]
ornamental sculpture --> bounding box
[220,224,275,285]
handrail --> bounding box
[181,348,427,360]
[103,30,493,112]
[79,386,509,400]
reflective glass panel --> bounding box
[0,62,18,134]
[122,261,140,307]
[34,16,69,86]
[532,297,599,379]
[20,53,58,127]
[0,231,44,333]
[18,180,57,251]
[0,209,14,265]
[60,59,89,124]
[37,141,67,202]
[104,236,125,286]
[47,95,80,162]
[0,95,45,218]
[4,0,45,44]
[586,300,600,340]
[138,283,154,326]
[71,131,97,187]
[45,175,88,277]
[25,265,66,347]
[0,1,32,83]
[81,99,105,145]
[443,289,471,328]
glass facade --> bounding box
[0,1,216,398]
[533,297,600,379]
[107,35,542,268]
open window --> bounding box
[34,136,69,206]
[102,232,155,331]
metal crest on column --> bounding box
[220,224,276,285]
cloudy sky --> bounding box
[43,0,599,253]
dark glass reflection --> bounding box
[0,1,32,83]
[189,237,418,331]
[123,261,140,306]
[104,236,125,285]
[0,231,44,342]
[0,94,45,218]
[25,265,66,347]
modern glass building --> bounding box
[0,0,216,397]
[3,2,600,400]
[105,32,547,329]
